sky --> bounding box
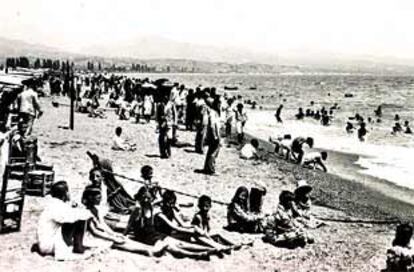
[1,0,414,59]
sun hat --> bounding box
[294,180,312,195]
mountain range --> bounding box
[1,36,413,74]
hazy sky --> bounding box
[2,0,414,58]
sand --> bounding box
[0,96,411,272]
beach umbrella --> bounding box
[141,82,157,89]
[153,78,169,85]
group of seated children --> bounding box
[34,165,248,261]
[227,180,322,249]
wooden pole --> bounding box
[69,61,74,130]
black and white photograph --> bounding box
[1,0,414,271]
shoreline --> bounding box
[243,131,414,221]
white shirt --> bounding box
[18,88,42,117]
[112,135,127,150]
[37,197,92,259]
[240,144,257,159]
[303,152,321,163]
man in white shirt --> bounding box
[36,181,93,260]
[17,78,43,136]
[240,139,260,160]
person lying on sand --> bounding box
[292,180,325,229]
[240,139,261,160]
[384,223,414,271]
[192,195,247,253]
[227,186,265,233]
[263,191,314,249]
[118,187,215,259]
[112,126,136,151]
[302,151,328,172]
[34,181,94,261]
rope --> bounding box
[98,168,230,206]
[315,216,400,225]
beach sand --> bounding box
[0,97,412,272]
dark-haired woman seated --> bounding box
[226,186,265,233]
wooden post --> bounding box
[69,61,74,130]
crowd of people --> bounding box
[0,71,412,269]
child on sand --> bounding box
[191,195,240,252]
[81,186,125,248]
[384,223,414,271]
[227,186,265,233]
[112,126,136,151]
[240,139,260,160]
[263,190,314,249]
[292,180,324,229]
[302,151,328,172]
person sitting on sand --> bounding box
[240,139,260,160]
[263,190,314,249]
[302,151,328,172]
[112,126,136,151]
[118,187,212,259]
[191,195,241,253]
[81,186,126,248]
[140,165,162,202]
[404,121,412,134]
[34,181,94,261]
[290,137,314,164]
[87,167,110,214]
[292,180,324,229]
[384,223,414,271]
[227,186,265,233]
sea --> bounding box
[126,72,414,191]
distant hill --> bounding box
[1,36,414,74]
[0,37,75,59]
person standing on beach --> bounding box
[202,97,221,175]
[195,93,209,154]
[275,104,283,123]
[234,103,247,144]
[17,78,43,136]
